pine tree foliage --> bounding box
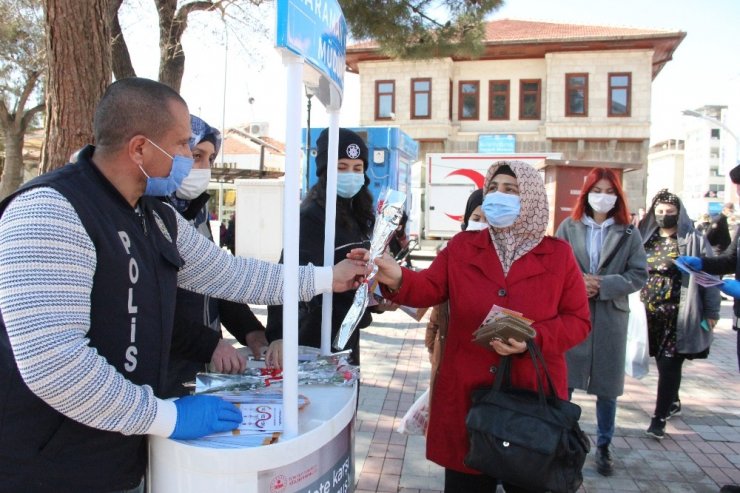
[340,0,503,58]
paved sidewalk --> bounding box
[352,300,740,493]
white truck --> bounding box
[424,152,562,238]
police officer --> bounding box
[680,163,740,493]
[681,164,740,369]
[0,77,366,492]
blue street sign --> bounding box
[478,134,516,154]
[708,202,723,215]
[276,0,347,99]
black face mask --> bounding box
[655,214,678,229]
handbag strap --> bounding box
[490,341,558,405]
[598,225,634,274]
[527,341,558,397]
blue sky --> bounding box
[488,0,740,142]
[124,0,740,145]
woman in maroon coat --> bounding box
[371,161,591,492]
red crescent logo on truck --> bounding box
[445,169,486,189]
[443,169,485,221]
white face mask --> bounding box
[466,220,489,231]
[588,192,617,214]
[176,168,211,200]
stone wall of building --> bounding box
[356,49,656,212]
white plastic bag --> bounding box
[397,388,429,435]
[625,292,649,379]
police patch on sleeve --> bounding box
[152,210,173,243]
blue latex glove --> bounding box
[721,280,740,299]
[170,395,242,440]
[677,255,702,272]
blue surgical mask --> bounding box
[482,192,521,228]
[336,172,365,198]
[140,138,194,196]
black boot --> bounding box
[595,444,613,476]
[720,486,740,493]
[645,416,666,440]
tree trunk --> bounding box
[41,0,111,173]
[0,127,25,201]
[157,0,183,92]
[158,29,186,92]
[110,0,136,80]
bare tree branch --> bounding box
[0,99,11,127]
[20,102,44,132]
[16,70,41,115]
[399,0,446,29]
[110,0,136,79]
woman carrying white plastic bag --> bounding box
[398,388,430,435]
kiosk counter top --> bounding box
[148,384,357,492]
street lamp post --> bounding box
[682,109,740,165]
[683,109,740,207]
[304,92,313,199]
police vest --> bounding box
[0,145,182,491]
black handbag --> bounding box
[464,341,590,493]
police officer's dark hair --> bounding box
[731,164,740,185]
[305,175,374,237]
[93,77,187,152]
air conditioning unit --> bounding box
[249,122,269,136]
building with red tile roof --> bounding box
[345,18,685,214]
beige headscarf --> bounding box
[483,160,549,275]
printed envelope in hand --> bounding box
[471,305,537,350]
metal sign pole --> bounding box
[281,52,303,439]
[321,111,340,354]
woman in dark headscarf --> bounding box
[461,188,485,231]
[365,161,591,492]
[161,115,268,397]
[638,189,720,440]
[265,128,374,367]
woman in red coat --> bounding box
[372,161,591,492]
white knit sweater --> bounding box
[0,187,332,437]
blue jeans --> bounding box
[569,389,616,448]
[595,396,617,448]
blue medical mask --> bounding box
[140,138,194,196]
[336,172,365,198]
[482,191,521,228]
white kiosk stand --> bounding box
[149,0,356,490]
[148,385,355,491]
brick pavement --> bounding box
[352,299,740,493]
